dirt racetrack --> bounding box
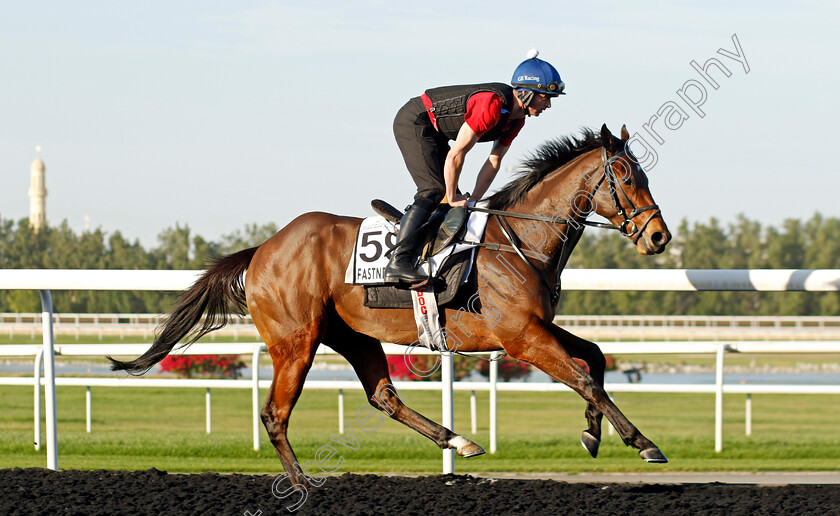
[2,468,839,515]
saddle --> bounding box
[364,251,475,309]
[371,199,469,259]
[364,199,474,309]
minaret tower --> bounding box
[28,146,47,230]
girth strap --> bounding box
[492,214,556,298]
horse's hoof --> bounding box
[639,447,668,463]
[459,443,486,458]
[449,436,486,458]
[581,430,600,458]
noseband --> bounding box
[598,147,661,243]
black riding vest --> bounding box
[424,83,516,142]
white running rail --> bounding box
[1,268,839,472]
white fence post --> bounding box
[441,351,454,474]
[715,342,726,453]
[489,351,498,454]
[86,386,92,433]
[745,393,752,436]
[205,388,212,434]
[33,348,43,450]
[39,290,58,471]
[252,346,261,451]
[338,389,345,434]
[470,390,477,435]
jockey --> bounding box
[385,49,565,288]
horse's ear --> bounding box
[620,124,629,140]
[601,124,619,152]
[600,124,612,148]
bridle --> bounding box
[597,147,661,243]
[465,144,662,302]
[468,144,661,240]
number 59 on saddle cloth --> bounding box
[343,216,398,285]
[343,207,490,286]
[343,207,490,351]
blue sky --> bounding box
[1,1,837,246]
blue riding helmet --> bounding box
[511,49,565,103]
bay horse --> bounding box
[110,124,672,484]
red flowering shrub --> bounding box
[572,354,617,374]
[476,356,531,381]
[160,354,246,378]
[387,353,473,382]
[573,358,590,373]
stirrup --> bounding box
[409,277,433,291]
[383,269,427,285]
[383,255,427,285]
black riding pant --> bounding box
[393,96,457,212]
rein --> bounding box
[464,145,661,302]
[466,205,618,230]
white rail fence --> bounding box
[1,268,839,473]
[7,312,840,341]
[2,340,838,455]
[0,312,258,340]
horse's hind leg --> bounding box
[328,329,485,458]
[259,321,322,487]
[548,323,606,458]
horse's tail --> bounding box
[108,246,259,375]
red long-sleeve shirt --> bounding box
[421,91,524,146]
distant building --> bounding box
[28,156,47,230]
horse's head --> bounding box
[593,124,671,255]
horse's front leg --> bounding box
[505,318,666,463]
[548,323,605,458]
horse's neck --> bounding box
[506,150,601,262]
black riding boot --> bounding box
[383,205,431,287]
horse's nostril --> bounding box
[651,231,664,245]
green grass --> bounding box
[3,333,839,473]
[2,385,839,474]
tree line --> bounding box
[560,213,840,316]
[0,217,277,313]
[1,213,838,316]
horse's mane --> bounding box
[486,128,602,210]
